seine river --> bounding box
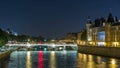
[1,51,120,68]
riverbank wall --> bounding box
[78,45,120,58]
[0,50,13,60]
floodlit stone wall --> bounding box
[78,45,120,58]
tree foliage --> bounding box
[81,30,87,41]
[0,28,8,47]
[0,28,45,46]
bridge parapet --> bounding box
[6,43,78,47]
[6,43,78,51]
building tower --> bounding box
[105,13,115,46]
[86,16,92,45]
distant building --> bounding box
[86,13,120,46]
[66,33,77,40]
[77,30,86,45]
[6,28,18,36]
[65,32,77,43]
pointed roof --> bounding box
[87,16,92,24]
[115,16,118,22]
[107,13,114,23]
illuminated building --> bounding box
[77,30,86,45]
[65,32,77,43]
[86,13,120,46]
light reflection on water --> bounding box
[87,55,96,68]
[77,53,120,68]
[109,59,118,68]
[26,51,32,68]
[49,51,56,68]
[2,51,120,68]
[38,51,44,68]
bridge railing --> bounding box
[6,43,78,47]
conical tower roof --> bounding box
[87,16,92,24]
[107,13,114,23]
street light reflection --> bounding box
[109,58,118,68]
[87,55,95,68]
[38,51,44,68]
[83,54,87,63]
[26,51,32,68]
[96,56,106,68]
[111,59,116,64]
[97,56,102,64]
[49,51,56,68]
[77,53,86,68]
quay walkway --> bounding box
[78,45,120,58]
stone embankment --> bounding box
[78,45,120,58]
[0,50,13,60]
[0,47,21,60]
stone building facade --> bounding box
[86,13,120,46]
[77,30,86,45]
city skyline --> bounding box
[0,0,120,38]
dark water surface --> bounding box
[1,51,120,68]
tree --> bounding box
[81,30,87,41]
[0,28,8,47]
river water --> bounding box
[1,51,120,68]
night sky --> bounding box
[0,0,120,38]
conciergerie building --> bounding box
[86,13,120,47]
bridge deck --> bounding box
[6,43,78,47]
